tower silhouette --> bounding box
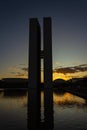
[28,17,52,88]
[28,17,53,130]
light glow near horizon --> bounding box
[0,66,87,82]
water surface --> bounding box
[0,89,87,130]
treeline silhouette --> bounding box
[0,77,87,99]
[0,78,44,89]
[0,77,87,89]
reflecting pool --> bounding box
[0,89,87,130]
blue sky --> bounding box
[0,0,87,80]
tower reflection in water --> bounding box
[27,88,54,130]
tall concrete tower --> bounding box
[29,18,41,89]
[29,17,52,89]
[43,17,52,88]
[28,17,53,130]
[28,18,41,130]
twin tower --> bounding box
[28,17,53,130]
[29,17,52,88]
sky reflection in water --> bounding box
[0,90,87,130]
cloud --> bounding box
[8,63,87,76]
[21,67,28,71]
[15,72,25,77]
[10,71,26,77]
[8,64,28,70]
[14,64,87,75]
[8,65,18,70]
[8,64,28,77]
[19,64,26,66]
[54,64,87,74]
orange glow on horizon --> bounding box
[53,72,71,81]
[0,71,87,82]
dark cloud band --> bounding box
[54,64,87,74]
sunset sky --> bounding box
[0,0,87,81]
